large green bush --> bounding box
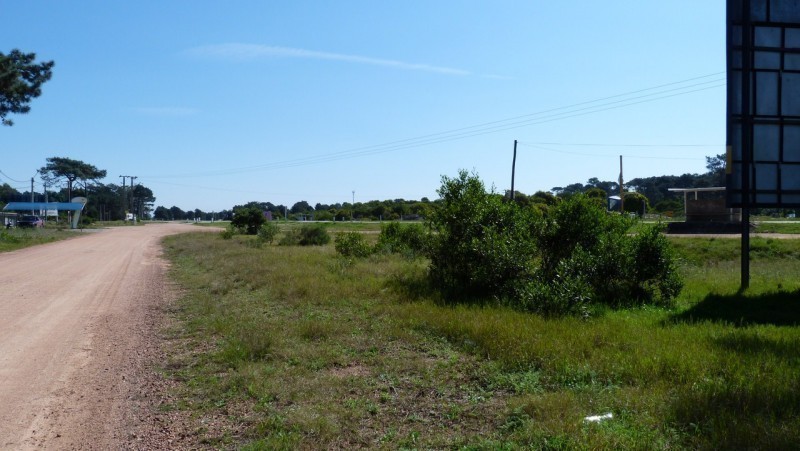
[533,194,681,311]
[427,170,539,301]
[427,170,683,315]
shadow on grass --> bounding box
[670,289,800,327]
[670,380,800,449]
[384,271,436,303]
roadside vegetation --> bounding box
[162,226,800,449]
[0,226,77,252]
[159,172,800,449]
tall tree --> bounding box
[39,157,107,202]
[153,206,171,221]
[0,50,54,126]
[169,206,186,220]
[290,200,312,214]
[0,182,20,204]
[705,153,726,186]
[131,184,156,219]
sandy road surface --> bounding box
[0,223,204,450]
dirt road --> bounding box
[0,223,203,450]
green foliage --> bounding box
[427,170,539,301]
[0,230,21,244]
[39,157,108,206]
[280,224,330,246]
[39,156,107,183]
[623,192,649,216]
[584,187,607,202]
[257,221,279,244]
[0,49,54,126]
[533,195,681,311]
[220,225,235,240]
[231,206,266,235]
[334,231,372,258]
[376,222,429,256]
[627,225,683,302]
[428,171,682,314]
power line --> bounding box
[0,170,33,184]
[142,72,726,179]
[519,142,708,161]
[521,141,722,148]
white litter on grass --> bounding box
[584,412,613,423]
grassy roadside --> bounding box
[162,232,504,448]
[161,230,800,449]
[754,221,800,234]
[0,227,77,252]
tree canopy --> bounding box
[0,49,54,126]
[39,157,107,200]
[231,206,267,235]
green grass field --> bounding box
[754,221,800,234]
[155,228,800,448]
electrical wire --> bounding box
[522,142,722,148]
[519,142,709,161]
[0,170,31,184]
[142,72,726,178]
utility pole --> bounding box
[130,176,138,222]
[119,176,127,219]
[120,175,135,220]
[619,155,624,213]
[511,140,517,201]
[351,190,355,221]
[43,179,50,223]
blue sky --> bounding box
[1,1,726,211]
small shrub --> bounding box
[280,224,330,246]
[335,231,372,258]
[257,221,279,244]
[299,224,330,245]
[376,222,429,256]
[231,206,266,235]
[627,224,683,304]
[220,226,235,240]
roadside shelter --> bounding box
[3,197,88,229]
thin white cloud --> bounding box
[187,43,472,76]
[132,107,199,117]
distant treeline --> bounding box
[146,155,733,221]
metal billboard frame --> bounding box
[727,0,800,209]
[727,0,800,288]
